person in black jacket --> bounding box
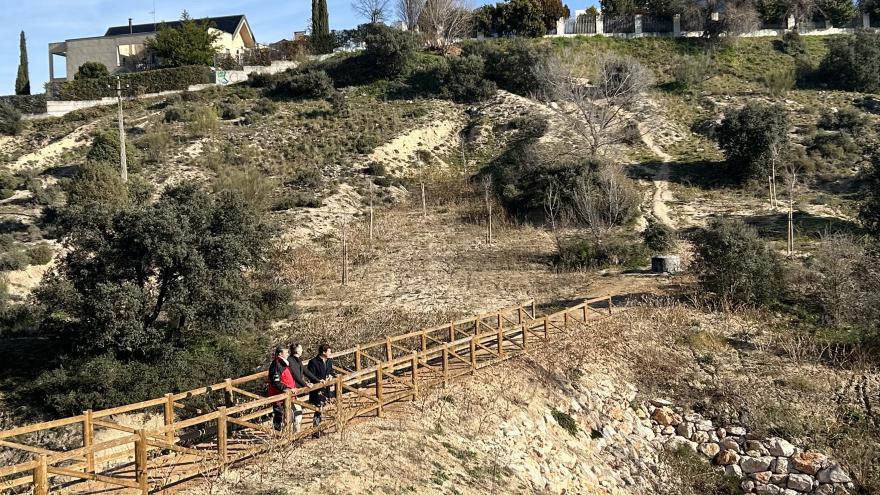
[288,342,322,432]
[306,343,335,436]
[267,346,295,431]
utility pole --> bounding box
[115,77,128,182]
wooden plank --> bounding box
[0,473,33,490]
[91,397,166,419]
[47,433,138,463]
[147,438,220,459]
[227,417,276,436]
[0,460,38,478]
[0,439,58,456]
[47,465,141,489]
[0,415,85,439]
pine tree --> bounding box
[15,31,30,96]
[311,0,333,53]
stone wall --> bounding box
[648,400,854,494]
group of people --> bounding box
[267,342,335,435]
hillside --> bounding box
[1,29,879,494]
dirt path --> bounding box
[638,123,676,229]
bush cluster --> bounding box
[556,235,650,270]
[267,68,334,99]
[0,102,24,136]
[461,39,551,96]
[48,65,213,101]
[432,55,498,103]
[0,94,47,114]
[817,32,880,93]
[694,217,783,306]
[716,102,789,185]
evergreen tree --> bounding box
[145,11,220,67]
[311,0,333,53]
[15,31,30,95]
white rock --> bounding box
[817,464,851,484]
[768,437,796,457]
[741,456,774,474]
[724,464,743,477]
[728,426,747,436]
[787,473,813,492]
[756,484,782,494]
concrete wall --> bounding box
[64,33,154,79]
[44,59,297,117]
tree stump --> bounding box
[651,255,680,274]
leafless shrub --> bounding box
[397,0,425,31]
[569,162,641,243]
[418,0,473,53]
[536,51,653,156]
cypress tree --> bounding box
[311,0,332,53]
[15,31,30,95]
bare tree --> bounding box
[537,51,654,156]
[570,163,641,243]
[682,0,759,39]
[353,0,390,24]
[397,0,425,31]
[419,0,473,53]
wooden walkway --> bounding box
[0,296,614,494]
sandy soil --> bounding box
[8,123,94,173]
[369,119,463,176]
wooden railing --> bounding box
[0,296,614,494]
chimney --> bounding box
[129,18,133,34]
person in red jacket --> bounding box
[267,346,296,431]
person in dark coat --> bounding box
[288,343,322,432]
[267,346,295,431]
[306,343,335,435]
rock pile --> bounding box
[648,399,854,495]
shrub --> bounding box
[163,104,188,122]
[219,102,244,120]
[817,32,880,92]
[437,55,498,103]
[271,191,321,210]
[252,98,278,115]
[0,94,47,114]
[643,219,677,252]
[661,444,743,495]
[247,72,275,88]
[362,24,420,79]
[761,67,795,96]
[818,107,868,134]
[135,125,172,163]
[716,102,789,185]
[860,154,880,235]
[557,235,650,269]
[48,65,213,101]
[463,39,551,96]
[74,61,110,80]
[185,106,219,137]
[670,54,717,90]
[780,30,807,57]
[0,102,24,136]
[551,409,578,436]
[694,217,784,306]
[269,69,334,99]
[86,129,137,165]
[212,168,275,212]
[0,248,29,271]
[26,244,53,265]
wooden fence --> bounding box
[0,296,614,494]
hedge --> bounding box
[0,94,47,114]
[47,65,213,101]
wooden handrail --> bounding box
[0,296,615,494]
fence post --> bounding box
[597,14,605,35]
[283,390,293,434]
[583,304,588,322]
[635,14,643,36]
[556,16,566,35]
[411,353,419,400]
[336,375,345,437]
[864,12,870,29]
[83,409,94,472]
[673,14,681,36]
[518,306,523,324]
[385,337,392,361]
[421,331,427,352]
[164,393,176,444]
[442,346,449,387]
[135,429,149,494]
[531,300,536,319]
[608,296,613,316]
[217,407,227,470]
[474,317,480,335]
[223,379,234,408]
[470,336,477,373]
[497,326,504,357]
[355,346,362,372]
[449,322,455,342]
[376,365,384,418]
[543,316,549,339]
[564,311,570,329]
[522,324,528,350]
[33,455,48,495]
